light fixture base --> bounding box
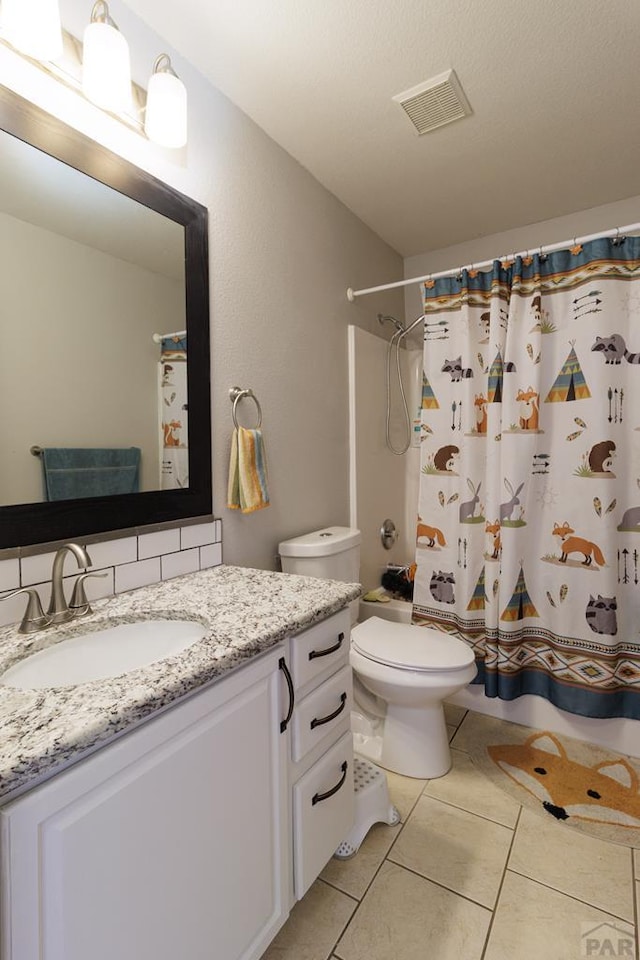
[0,25,146,135]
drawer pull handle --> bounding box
[279,657,295,734]
[312,761,348,806]
[310,692,347,730]
[308,632,344,661]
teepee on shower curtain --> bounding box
[158,334,188,489]
[412,237,640,720]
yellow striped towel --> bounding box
[227,426,270,513]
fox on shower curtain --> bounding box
[412,237,640,720]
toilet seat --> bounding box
[351,616,475,673]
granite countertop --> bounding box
[0,565,360,802]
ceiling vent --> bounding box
[393,69,472,135]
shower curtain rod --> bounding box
[152,329,187,343]
[346,221,640,302]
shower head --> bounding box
[397,312,426,342]
[377,314,405,334]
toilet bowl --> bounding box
[277,526,476,780]
[350,616,476,779]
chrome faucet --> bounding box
[47,543,93,625]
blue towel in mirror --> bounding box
[41,448,141,501]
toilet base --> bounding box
[352,702,452,779]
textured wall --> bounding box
[0,0,404,574]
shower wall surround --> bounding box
[349,325,422,593]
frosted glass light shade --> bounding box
[82,19,132,113]
[2,0,63,61]
[145,69,187,148]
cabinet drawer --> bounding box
[292,665,352,763]
[292,732,354,900]
[290,609,350,693]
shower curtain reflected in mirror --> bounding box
[159,334,189,489]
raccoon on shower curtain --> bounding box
[412,236,640,719]
[158,334,188,489]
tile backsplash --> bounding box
[0,520,223,628]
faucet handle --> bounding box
[0,588,50,634]
[69,572,109,618]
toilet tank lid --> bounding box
[279,526,361,557]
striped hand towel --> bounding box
[227,427,270,513]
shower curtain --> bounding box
[159,334,189,489]
[412,236,640,719]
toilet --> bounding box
[278,526,477,779]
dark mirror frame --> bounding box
[0,84,212,549]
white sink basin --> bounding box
[0,619,207,690]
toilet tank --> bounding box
[279,526,361,583]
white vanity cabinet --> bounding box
[0,605,356,960]
[286,608,354,900]
[0,646,289,960]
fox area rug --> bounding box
[453,711,640,848]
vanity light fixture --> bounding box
[144,54,187,149]
[1,0,63,61]
[0,0,189,149]
[82,0,132,114]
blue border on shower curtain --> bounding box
[474,659,640,720]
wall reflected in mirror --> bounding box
[0,128,187,507]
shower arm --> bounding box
[397,312,426,343]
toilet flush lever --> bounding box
[380,519,398,550]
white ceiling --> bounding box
[124,0,640,257]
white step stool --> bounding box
[333,757,400,859]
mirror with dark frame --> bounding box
[0,84,211,549]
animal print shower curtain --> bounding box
[412,236,640,719]
[159,334,189,489]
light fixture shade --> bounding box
[145,57,187,149]
[2,0,63,61]
[82,14,132,113]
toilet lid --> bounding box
[351,616,475,672]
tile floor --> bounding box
[262,706,639,960]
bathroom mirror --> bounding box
[0,84,211,549]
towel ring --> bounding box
[229,386,262,430]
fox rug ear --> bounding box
[595,759,639,791]
[524,732,567,758]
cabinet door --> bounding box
[292,731,354,899]
[1,650,289,960]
